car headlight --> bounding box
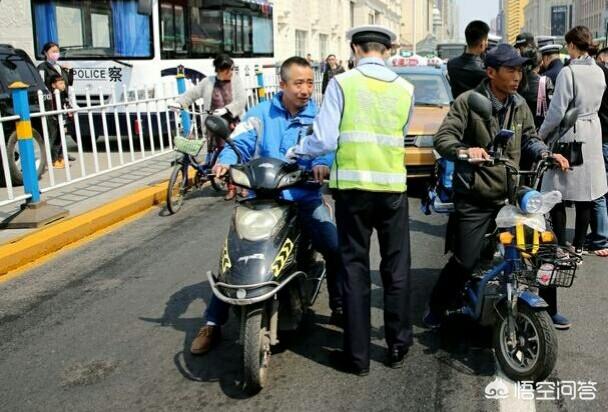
[277,170,302,188]
[517,188,544,214]
[235,207,285,241]
[414,135,435,148]
[230,168,251,188]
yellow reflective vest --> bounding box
[330,68,414,192]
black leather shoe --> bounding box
[329,350,369,376]
[386,346,409,369]
[329,308,344,327]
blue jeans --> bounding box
[205,199,342,325]
[588,143,608,250]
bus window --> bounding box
[32,0,152,59]
[161,2,186,54]
[161,0,273,60]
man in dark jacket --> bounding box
[540,44,564,85]
[423,44,569,328]
[447,20,489,98]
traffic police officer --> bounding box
[539,43,564,84]
[289,25,415,375]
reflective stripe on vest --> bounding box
[331,68,413,192]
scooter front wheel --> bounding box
[493,305,557,382]
[242,304,271,394]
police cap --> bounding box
[346,25,396,48]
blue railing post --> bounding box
[10,82,40,203]
[176,65,191,137]
[255,65,266,102]
[1,82,68,228]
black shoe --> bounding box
[386,346,409,369]
[329,350,369,376]
[67,154,76,161]
[329,307,344,327]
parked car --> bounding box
[0,43,50,186]
[391,65,453,179]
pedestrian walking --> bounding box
[290,25,415,375]
[321,54,345,94]
[585,47,608,256]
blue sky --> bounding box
[457,0,499,39]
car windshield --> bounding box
[399,73,451,106]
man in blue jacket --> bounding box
[190,57,342,355]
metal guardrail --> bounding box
[0,70,323,209]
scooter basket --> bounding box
[174,136,204,156]
[517,245,577,288]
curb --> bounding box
[0,177,174,277]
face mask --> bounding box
[48,52,60,63]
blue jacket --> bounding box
[218,92,334,202]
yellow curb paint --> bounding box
[0,167,204,279]
[0,208,152,284]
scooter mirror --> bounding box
[468,92,493,121]
[205,115,231,141]
[560,107,579,132]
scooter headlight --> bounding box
[230,168,251,188]
[517,188,544,214]
[235,207,285,241]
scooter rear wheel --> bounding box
[493,305,557,382]
[242,304,271,394]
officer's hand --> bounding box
[312,165,330,184]
[465,147,491,163]
[551,153,570,171]
[212,163,230,178]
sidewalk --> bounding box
[0,152,175,246]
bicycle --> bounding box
[166,109,236,214]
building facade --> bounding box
[504,0,530,43]
[400,0,434,49]
[273,0,401,64]
[524,0,574,37]
[574,0,608,38]
[434,0,459,42]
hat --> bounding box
[346,25,396,48]
[514,32,535,47]
[485,44,531,68]
[539,44,562,55]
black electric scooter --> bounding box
[204,115,326,394]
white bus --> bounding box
[1,0,275,107]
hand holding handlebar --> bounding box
[547,153,570,171]
[312,165,330,184]
[458,148,492,164]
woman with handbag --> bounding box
[540,26,608,257]
[538,26,608,330]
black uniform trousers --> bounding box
[334,189,412,370]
